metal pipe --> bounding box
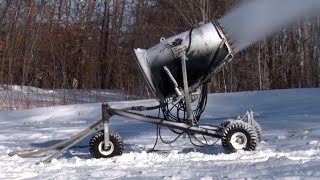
[108,106,222,138]
[8,119,103,159]
[42,126,97,164]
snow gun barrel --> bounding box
[134,21,234,102]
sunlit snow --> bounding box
[1,88,320,179]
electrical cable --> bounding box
[150,26,217,151]
[188,133,220,147]
[162,83,208,127]
[149,108,161,152]
[158,125,183,144]
[186,28,194,54]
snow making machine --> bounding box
[9,21,262,163]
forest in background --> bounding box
[0,0,320,100]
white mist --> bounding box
[220,0,320,52]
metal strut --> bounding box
[102,103,111,150]
[8,119,103,163]
[180,53,194,126]
[171,44,194,126]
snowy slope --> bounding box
[1,88,320,179]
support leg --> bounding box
[8,119,103,158]
[181,54,194,126]
[102,103,111,150]
[41,126,98,163]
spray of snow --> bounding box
[220,0,320,52]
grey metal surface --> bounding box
[133,21,232,102]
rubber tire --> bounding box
[89,130,124,158]
[252,120,262,143]
[221,121,258,153]
[221,119,236,128]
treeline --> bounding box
[0,0,319,99]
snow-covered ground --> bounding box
[1,88,320,179]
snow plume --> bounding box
[220,0,320,53]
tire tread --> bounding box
[89,130,124,158]
[221,121,258,153]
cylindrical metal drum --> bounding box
[134,21,233,102]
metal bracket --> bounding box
[248,110,255,126]
[241,110,255,126]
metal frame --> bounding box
[108,105,222,137]
[8,101,257,164]
[8,103,224,163]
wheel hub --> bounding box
[230,132,247,150]
[98,141,115,156]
